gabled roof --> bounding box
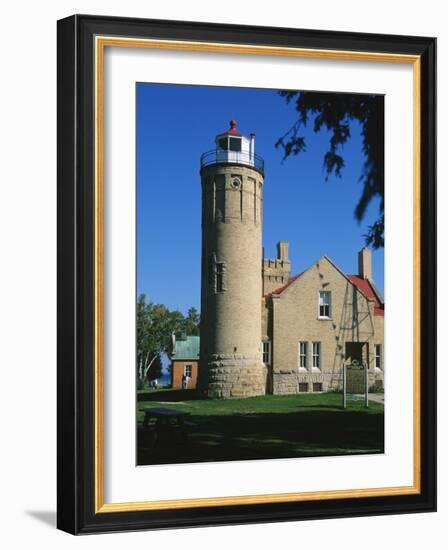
[172,335,200,360]
[264,272,304,298]
[265,255,384,316]
[347,275,384,316]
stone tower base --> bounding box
[199,354,267,399]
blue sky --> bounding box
[137,83,384,315]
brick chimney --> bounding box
[262,241,291,295]
[358,247,372,280]
[277,241,289,262]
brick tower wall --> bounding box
[198,163,266,398]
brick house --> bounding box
[171,333,200,389]
[262,246,384,394]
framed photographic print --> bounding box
[57,14,436,534]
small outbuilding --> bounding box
[171,332,200,389]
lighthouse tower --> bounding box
[198,120,266,398]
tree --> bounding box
[276,91,384,248]
[136,295,200,386]
[137,295,181,385]
[146,353,163,382]
[183,307,200,336]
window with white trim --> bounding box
[318,291,331,318]
[184,364,192,378]
[312,342,321,369]
[262,341,271,365]
[299,341,308,369]
[374,344,382,370]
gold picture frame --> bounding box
[58,15,436,534]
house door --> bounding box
[345,342,369,364]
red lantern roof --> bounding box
[219,119,243,137]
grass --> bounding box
[137,389,384,466]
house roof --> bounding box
[264,272,304,298]
[172,335,200,360]
[347,275,384,316]
[265,256,384,317]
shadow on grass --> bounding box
[137,389,200,402]
[137,409,384,466]
[292,403,348,410]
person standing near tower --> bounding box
[198,120,266,398]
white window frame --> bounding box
[262,341,271,365]
[312,341,321,369]
[374,344,382,370]
[184,364,193,378]
[298,341,308,369]
[318,290,332,319]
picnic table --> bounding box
[141,407,192,455]
[142,407,190,429]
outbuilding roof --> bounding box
[172,335,200,360]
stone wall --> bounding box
[200,353,267,398]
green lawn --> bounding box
[137,389,384,465]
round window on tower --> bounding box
[231,178,241,190]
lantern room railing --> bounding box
[200,149,264,175]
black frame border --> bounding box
[57,14,436,534]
